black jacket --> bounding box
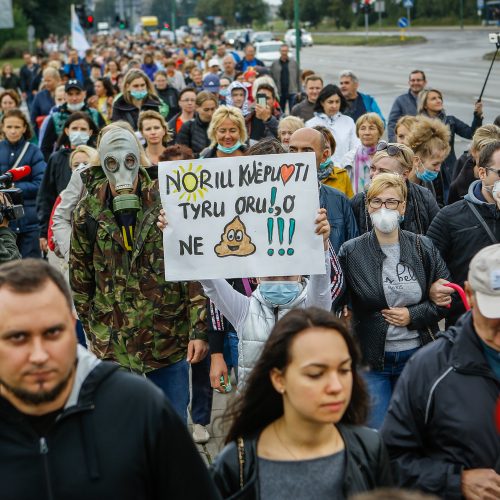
[426,180,500,325]
[210,424,392,499]
[0,350,220,500]
[36,148,72,238]
[448,152,475,205]
[338,230,450,370]
[177,113,211,156]
[350,181,439,235]
[381,312,500,499]
[111,94,161,130]
[156,86,180,120]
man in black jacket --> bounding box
[381,244,500,500]
[0,259,220,500]
[427,140,500,326]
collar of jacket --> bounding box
[315,112,342,125]
[445,311,500,380]
[114,94,160,111]
[366,229,422,270]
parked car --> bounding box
[251,31,274,43]
[236,29,253,49]
[223,30,240,46]
[284,28,314,47]
[255,41,290,66]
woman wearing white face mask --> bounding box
[338,173,450,430]
[36,113,97,254]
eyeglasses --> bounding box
[376,141,404,156]
[368,198,403,210]
[485,166,500,177]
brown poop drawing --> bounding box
[214,216,256,257]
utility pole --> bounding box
[293,0,301,89]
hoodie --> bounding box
[225,81,250,116]
[0,346,220,500]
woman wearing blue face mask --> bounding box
[406,116,451,207]
[36,112,98,254]
[111,69,161,131]
[338,173,450,430]
[199,105,248,159]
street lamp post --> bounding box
[293,0,301,89]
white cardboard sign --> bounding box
[158,152,324,281]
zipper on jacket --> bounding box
[40,437,55,500]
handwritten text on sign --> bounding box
[158,152,324,280]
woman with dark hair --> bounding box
[0,109,46,258]
[88,77,116,124]
[211,307,392,499]
[37,111,98,253]
[306,84,360,166]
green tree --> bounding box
[0,5,29,46]
[279,0,330,27]
[14,0,71,38]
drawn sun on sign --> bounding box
[172,163,209,202]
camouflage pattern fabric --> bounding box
[69,166,207,374]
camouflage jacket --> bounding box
[69,166,207,374]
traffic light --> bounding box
[163,22,170,29]
[119,19,128,29]
[87,15,94,29]
[75,4,87,27]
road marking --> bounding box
[459,71,480,76]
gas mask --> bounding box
[99,128,141,213]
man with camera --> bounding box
[0,192,21,264]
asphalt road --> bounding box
[299,29,500,151]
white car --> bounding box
[223,30,240,46]
[284,28,313,47]
[251,31,274,44]
[255,41,290,66]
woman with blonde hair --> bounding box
[394,115,418,145]
[448,123,500,204]
[138,110,172,170]
[418,88,483,199]
[111,68,161,130]
[342,112,384,195]
[200,105,247,158]
[350,141,439,235]
[313,124,354,198]
[406,116,451,207]
[278,115,304,151]
[339,173,449,429]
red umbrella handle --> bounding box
[444,283,471,311]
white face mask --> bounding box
[492,180,500,209]
[370,207,400,234]
[67,101,84,112]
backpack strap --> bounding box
[12,142,30,168]
[466,201,498,244]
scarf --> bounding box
[317,158,334,181]
[353,145,376,195]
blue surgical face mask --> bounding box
[130,90,148,100]
[69,131,90,147]
[416,161,439,182]
[217,141,242,154]
[220,88,230,97]
[259,280,302,306]
[319,157,333,170]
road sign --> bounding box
[0,0,14,29]
[375,1,386,13]
[403,0,413,7]
[398,17,409,28]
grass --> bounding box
[312,34,427,46]
[0,58,24,69]
[483,50,499,60]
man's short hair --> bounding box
[339,70,358,83]
[0,259,73,309]
[478,140,500,170]
[410,69,426,81]
[305,74,323,86]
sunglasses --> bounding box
[376,141,404,156]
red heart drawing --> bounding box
[280,164,295,185]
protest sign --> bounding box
[158,152,324,281]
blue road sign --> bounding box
[398,17,409,28]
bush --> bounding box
[0,40,30,59]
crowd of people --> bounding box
[0,29,499,500]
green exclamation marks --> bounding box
[267,218,274,256]
[288,218,296,255]
[268,187,277,213]
[277,217,285,256]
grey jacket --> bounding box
[388,90,418,142]
[270,58,299,95]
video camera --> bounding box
[0,166,31,224]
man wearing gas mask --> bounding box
[427,140,500,326]
[70,125,208,423]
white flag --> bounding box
[71,4,90,55]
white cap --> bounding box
[208,58,220,68]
